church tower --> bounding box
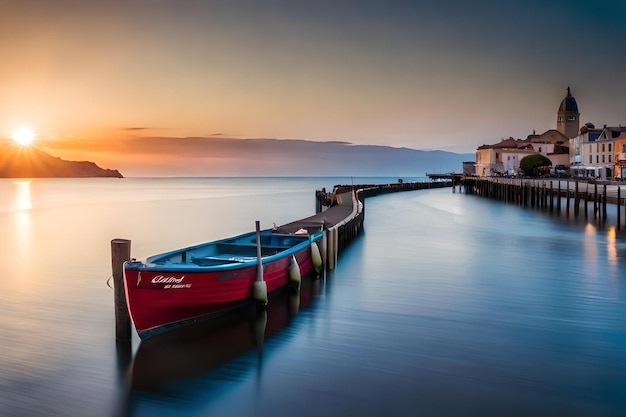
[557,86,580,138]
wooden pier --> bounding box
[461,177,626,229]
[277,180,452,270]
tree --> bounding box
[519,154,552,177]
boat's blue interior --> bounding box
[147,231,310,267]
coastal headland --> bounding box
[0,143,123,178]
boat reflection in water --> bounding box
[119,271,323,416]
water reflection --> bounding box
[607,227,617,263]
[118,273,322,417]
[583,223,599,279]
[14,180,32,211]
[12,181,32,278]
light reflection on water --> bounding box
[14,180,32,211]
[0,178,625,417]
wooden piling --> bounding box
[574,181,579,217]
[618,187,622,230]
[334,227,339,266]
[584,184,589,219]
[111,238,132,341]
[253,220,268,307]
[523,183,528,206]
[566,186,570,217]
[319,230,328,267]
[593,184,598,217]
[466,178,626,228]
[326,228,336,270]
[602,184,607,220]
[549,181,554,212]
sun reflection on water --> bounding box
[14,180,32,211]
[12,181,32,277]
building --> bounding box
[474,88,576,177]
[570,124,626,179]
[474,129,569,177]
[556,87,580,139]
[472,87,626,179]
[526,129,570,167]
[613,126,626,180]
[475,138,534,176]
[570,122,602,167]
[462,161,475,175]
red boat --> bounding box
[123,227,323,339]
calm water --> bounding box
[1,177,625,417]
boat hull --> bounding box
[123,233,320,339]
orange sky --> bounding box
[2,1,626,175]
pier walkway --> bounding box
[276,191,355,234]
[277,180,452,269]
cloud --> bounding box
[122,127,153,131]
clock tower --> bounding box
[557,86,580,138]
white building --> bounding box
[570,124,626,179]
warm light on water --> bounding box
[0,177,624,417]
[14,180,32,211]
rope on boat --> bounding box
[106,275,114,289]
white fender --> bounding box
[252,280,268,306]
[311,241,323,273]
[288,255,301,289]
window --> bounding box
[589,155,592,163]
[622,144,626,153]
[567,116,576,121]
[609,155,612,163]
[602,143,605,152]
[539,147,542,153]
[596,155,599,163]
[609,144,612,152]
[602,155,605,163]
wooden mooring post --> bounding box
[602,184,606,221]
[583,184,589,219]
[548,181,554,213]
[557,181,561,213]
[111,239,132,341]
[566,185,570,217]
[618,187,622,230]
[593,184,598,218]
[574,181,580,217]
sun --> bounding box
[12,126,36,146]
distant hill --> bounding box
[109,136,473,176]
[0,143,123,178]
